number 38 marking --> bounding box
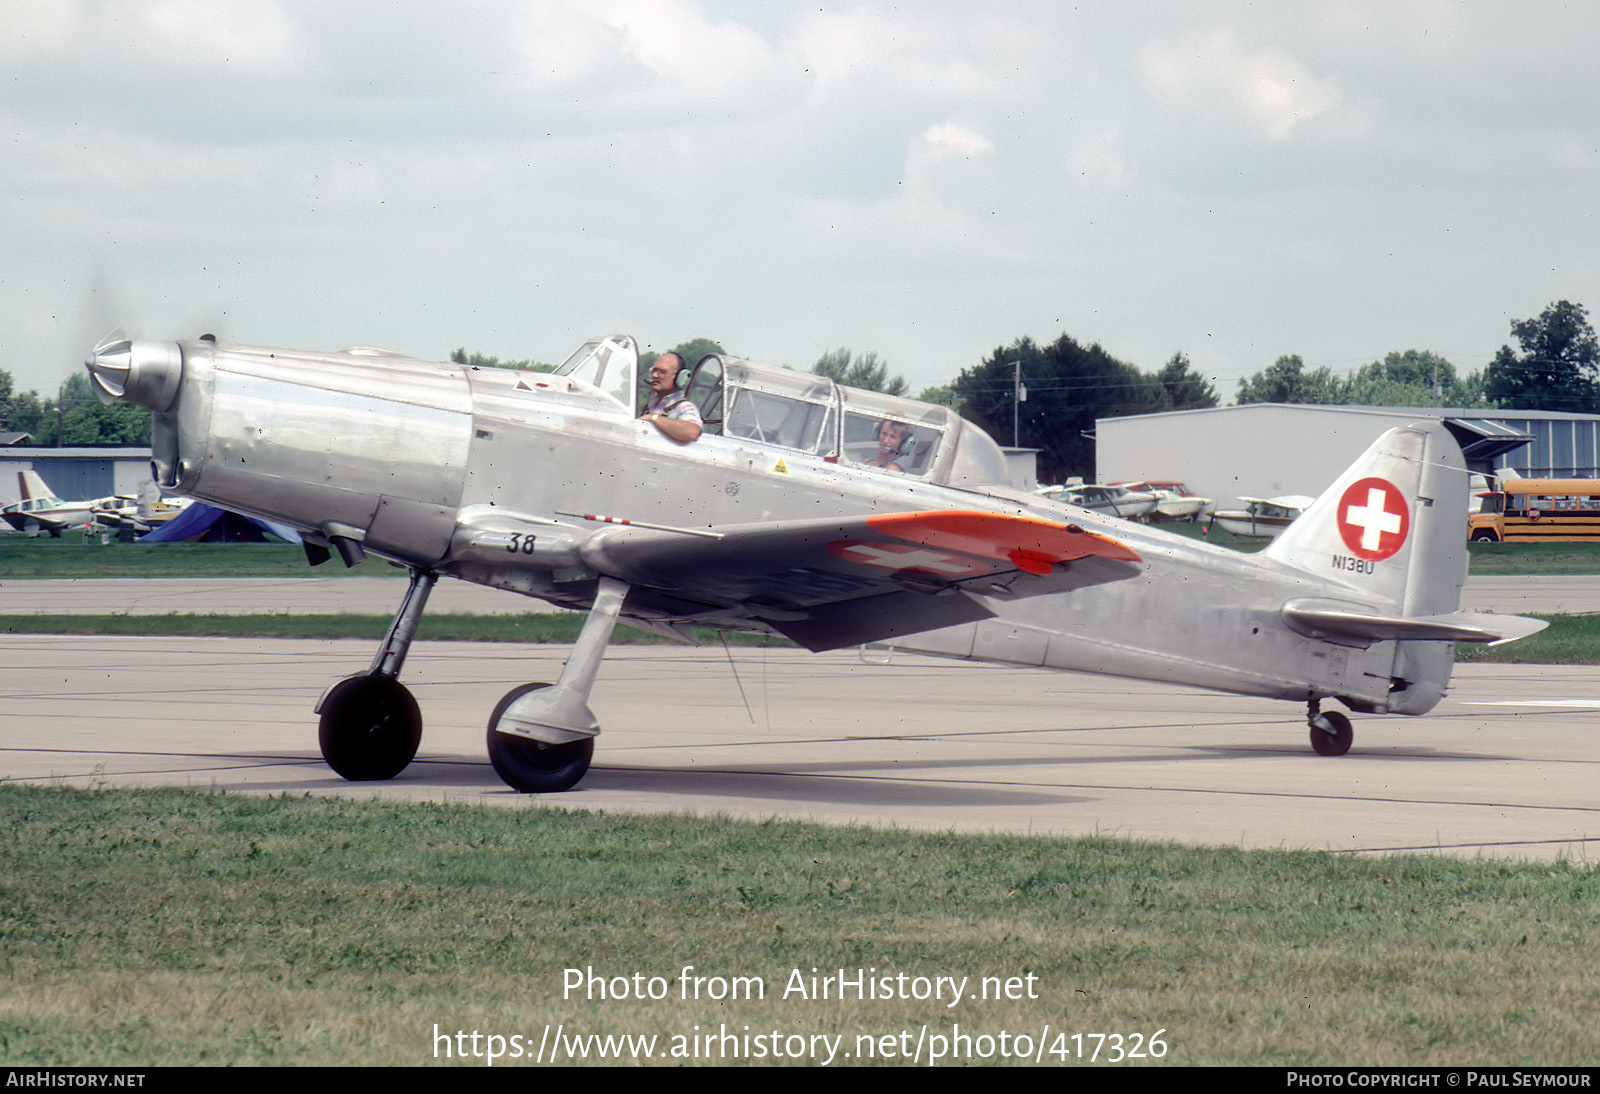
[505,533,537,554]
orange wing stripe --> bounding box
[866,510,1141,566]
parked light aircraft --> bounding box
[0,470,188,537]
[1116,480,1212,522]
[1,470,99,536]
[1035,481,1160,521]
[1210,495,1315,540]
[89,482,192,536]
[85,332,1545,792]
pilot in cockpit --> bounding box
[639,351,703,443]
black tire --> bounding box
[1470,530,1499,543]
[317,675,422,781]
[1309,710,1354,756]
[487,683,595,793]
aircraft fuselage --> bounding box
[134,338,1431,717]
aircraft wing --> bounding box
[575,509,1143,651]
[2,510,82,534]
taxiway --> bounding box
[3,634,1596,862]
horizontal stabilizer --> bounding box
[1283,598,1549,646]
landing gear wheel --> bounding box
[318,675,422,780]
[1309,710,1354,756]
[487,683,595,792]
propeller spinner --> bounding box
[84,331,183,413]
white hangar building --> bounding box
[1094,404,1600,509]
[0,447,153,505]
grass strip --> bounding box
[2,612,1597,662]
[1162,521,1600,572]
[1464,540,1600,575]
[0,535,391,578]
[0,612,792,646]
[1453,613,1600,664]
[0,785,1594,1066]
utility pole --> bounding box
[1010,361,1025,447]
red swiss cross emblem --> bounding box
[1336,476,1409,561]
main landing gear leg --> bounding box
[1307,697,1354,757]
[488,576,629,793]
[315,567,438,780]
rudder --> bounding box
[1263,421,1467,617]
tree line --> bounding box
[1233,301,1600,414]
[0,372,150,446]
[660,299,1598,480]
[807,299,1598,479]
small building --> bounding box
[999,446,1040,492]
[1093,404,1585,508]
[0,447,153,503]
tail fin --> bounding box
[1265,422,1545,715]
[1264,421,1464,616]
[18,469,53,502]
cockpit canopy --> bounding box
[553,336,1012,490]
[552,335,638,408]
[690,353,1016,490]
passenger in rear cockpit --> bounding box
[865,419,911,473]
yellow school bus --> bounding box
[1468,478,1600,542]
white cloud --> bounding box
[1139,26,1341,139]
[599,0,772,89]
[795,119,1003,260]
[913,122,993,165]
[822,7,1040,98]
[519,0,618,85]
[1071,130,1132,190]
[0,0,301,72]
[0,0,88,59]
[132,0,300,73]
[520,0,776,95]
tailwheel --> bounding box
[488,683,595,793]
[1309,709,1354,756]
[318,675,422,780]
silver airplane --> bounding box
[84,332,1545,792]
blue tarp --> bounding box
[138,502,302,544]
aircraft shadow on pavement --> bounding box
[554,766,1079,808]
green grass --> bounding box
[0,531,390,578]
[1463,540,1600,575]
[0,786,1594,1066]
[1163,519,1600,573]
[0,612,791,646]
[1454,613,1600,664]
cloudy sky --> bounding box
[3,0,1598,400]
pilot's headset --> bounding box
[668,351,691,388]
[652,351,688,387]
[884,419,915,460]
